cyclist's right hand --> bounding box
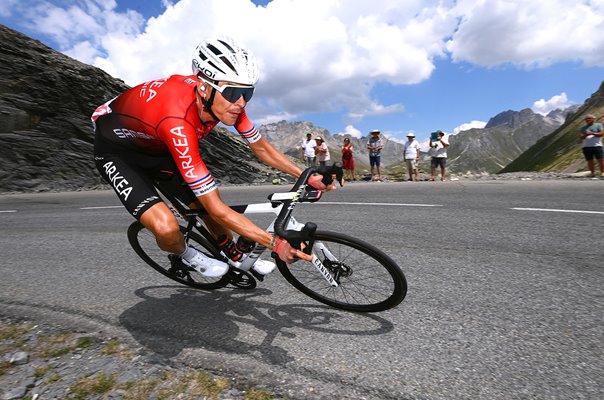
[271,236,298,263]
[308,173,327,190]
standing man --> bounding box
[429,130,449,181]
[300,132,317,167]
[579,114,604,178]
[403,132,421,181]
[367,129,383,181]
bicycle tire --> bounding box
[127,221,230,290]
[277,231,407,312]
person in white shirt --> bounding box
[300,132,317,167]
[314,136,331,166]
[429,130,449,181]
[403,132,421,181]
[579,114,604,178]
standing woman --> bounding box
[341,137,356,180]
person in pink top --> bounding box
[92,37,330,278]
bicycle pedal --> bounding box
[249,268,265,282]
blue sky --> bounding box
[2,0,603,143]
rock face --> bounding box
[259,120,405,170]
[446,107,575,174]
[0,24,277,193]
[502,81,604,173]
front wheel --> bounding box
[127,221,230,290]
[277,231,407,312]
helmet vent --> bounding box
[219,56,236,75]
[218,39,235,53]
[207,61,225,75]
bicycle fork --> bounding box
[284,218,339,288]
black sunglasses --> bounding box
[202,79,255,103]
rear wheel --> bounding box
[127,221,230,290]
[277,231,407,312]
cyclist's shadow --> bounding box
[119,285,394,366]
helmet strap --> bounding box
[196,80,220,123]
[201,93,220,122]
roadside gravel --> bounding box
[0,317,276,400]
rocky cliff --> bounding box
[259,120,405,170]
[446,107,575,174]
[0,24,277,193]
[502,81,604,173]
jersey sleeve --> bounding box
[234,109,262,144]
[157,118,217,197]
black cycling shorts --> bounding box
[94,134,196,219]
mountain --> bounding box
[0,24,279,193]
[258,109,571,177]
[1,24,599,193]
[445,107,577,175]
[501,82,604,173]
[259,120,405,172]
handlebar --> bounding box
[271,163,344,256]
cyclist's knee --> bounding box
[153,219,181,240]
[140,203,181,240]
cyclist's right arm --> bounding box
[157,120,299,262]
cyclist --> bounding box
[92,37,329,278]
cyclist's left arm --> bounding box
[249,137,302,177]
[235,110,302,178]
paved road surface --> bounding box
[1,180,603,399]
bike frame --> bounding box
[157,177,339,287]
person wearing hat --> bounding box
[367,129,383,181]
[429,130,449,181]
[314,136,331,166]
[403,132,421,181]
[579,114,604,178]
[300,132,317,167]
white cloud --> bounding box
[0,0,18,17]
[7,0,604,127]
[336,125,363,139]
[382,132,406,144]
[453,120,487,134]
[448,0,604,67]
[532,92,573,115]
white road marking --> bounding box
[512,207,604,215]
[320,202,442,207]
[0,210,17,213]
[80,206,124,210]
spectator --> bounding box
[403,132,421,181]
[367,129,383,181]
[314,136,331,166]
[341,137,356,180]
[300,132,317,167]
[579,114,604,178]
[429,130,449,181]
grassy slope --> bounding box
[501,81,604,173]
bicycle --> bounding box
[127,164,407,312]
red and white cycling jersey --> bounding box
[92,74,261,197]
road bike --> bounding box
[127,165,407,312]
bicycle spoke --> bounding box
[278,231,406,312]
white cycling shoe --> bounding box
[182,250,229,278]
[252,259,277,275]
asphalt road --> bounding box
[1,180,603,399]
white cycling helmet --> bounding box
[192,37,259,85]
